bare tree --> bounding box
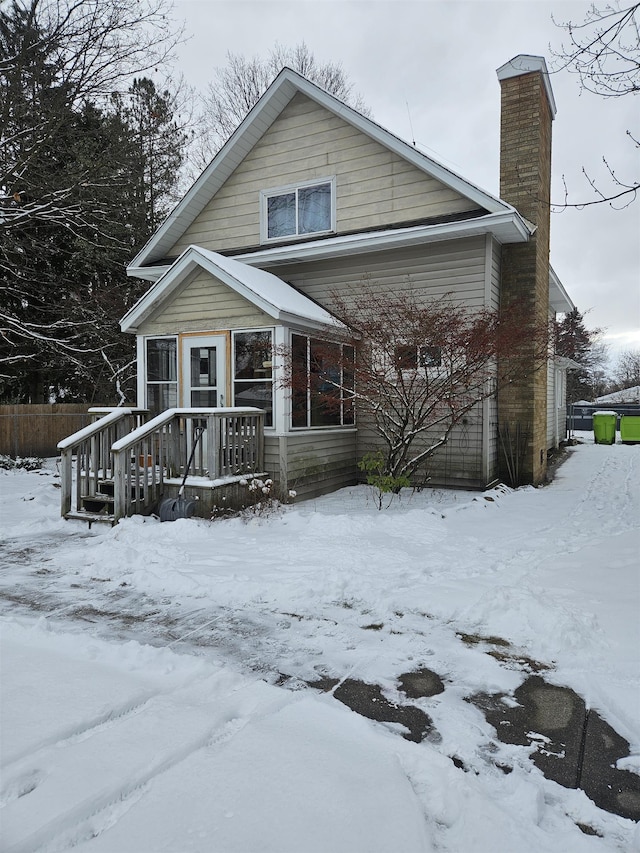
[195,42,369,169]
[1,0,183,236]
[552,2,639,97]
[551,2,639,208]
[611,347,640,389]
[281,285,550,486]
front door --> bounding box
[182,335,227,407]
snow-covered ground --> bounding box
[1,437,639,852]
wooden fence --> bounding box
[0,404,101,458]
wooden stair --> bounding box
[65,478,118,526]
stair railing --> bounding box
[110,408,265,522]
[57,408,148,518]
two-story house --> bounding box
[59,54,574,522]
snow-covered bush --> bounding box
[0,455,44,471]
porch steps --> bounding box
[67,478,123,526]
[81,493,115,514]
[64,509,115,527]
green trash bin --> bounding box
[593,411,617,445]
[620,415,640,444]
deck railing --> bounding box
[57,408,148,518]
[109,408,264,521]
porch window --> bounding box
[291,333,355,429]
[233,330,274,427]
[146,337,177,414]
[261,178,335,242]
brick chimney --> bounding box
[496,55,556,485]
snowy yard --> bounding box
[1,438,639,852]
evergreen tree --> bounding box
[0,2,185,403]
[555,308,609,402]
[112,78,188,233]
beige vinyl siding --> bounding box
[264,430,358,501]
[268,237,491,489]
[489,238,502,310]
[546,359,555,448]
[136,268,272,336]
[265,237,488,312]
[547,359,567,451]
[356,406,488,489]
[168,94,479,257]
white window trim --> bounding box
[260,176,336,244]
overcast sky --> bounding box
[172,0,639,363]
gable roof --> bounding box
[120,246,345,334]
[128,68,518,276]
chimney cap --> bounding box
[496,54,557,119]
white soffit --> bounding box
[549,265,575,313]
[127,212,533,283]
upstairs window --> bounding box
[261,178,335,242]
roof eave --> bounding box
[126,211,532,286]
[549,265,575,314]
[234,211,532,267]
[128,68,514,271]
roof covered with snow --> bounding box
[120,246,345,334]
[595,386,640,404]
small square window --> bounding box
[262,179,334,242]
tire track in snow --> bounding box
[1,691,160,767]
[2,677,271,853]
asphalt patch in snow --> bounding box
[470,675,640,822]
[305,676,438,743]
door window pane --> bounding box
[191,389,218,407]
[191,347,217,388]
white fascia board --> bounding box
[126,265,167,283]
[121,251,205,333]
[128,69,513,272]
[292,73,509,215]
[549,265,575,313]
[126,207,529,282]
[555,356,583,371]
[235,211,532,268]
[121,245,343,334]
